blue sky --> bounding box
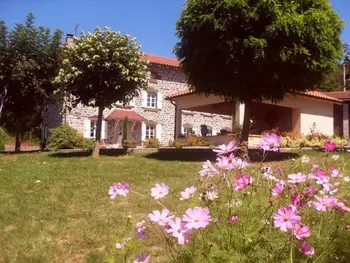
[1,0,349,58]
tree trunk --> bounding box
[240,102,251,143]
[15,131,21,152]
[92,105,104,158]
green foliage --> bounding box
[168,139,184,149]
[54,27,149,156]
[0,13,63,147]
[122,117,128,143]
[185,134,214,147]
[176,0,343,103]
[144,137,160,148]
[47,124,93,150]
[122,139,136,149]
[0,126,8,151]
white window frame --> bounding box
[145,124,156,139]
[147,92,157,108]
[90,119,97,138]
[184,127,193,135]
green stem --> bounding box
[290,234,294,263]
[131,190,167,209]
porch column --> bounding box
[175,107,182,139]
[234,102,245,127]
[292,108,301,136]
[343,103,349,138]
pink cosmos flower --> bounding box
[260,133,281,152]
[232,174,251,191]
[133,252,150,263]
[291,193,307,209]
[109,182,130,198]
[294,224,311,240]
[272,181,285,196]
[216,156,234,170]
[151,183,169,199]
[183,207,211,229]
[299,241,314,257]
[148,209,174,226]
[180,186,197,200]
[305,186,317,197]
[166,217,191,245]
[231,157,249,169]
[273,205,301,232]
[115,237,131,249]
[213,141,237,155]
[313,195,337,211]
[288,173,307,184]
[136,220,146,240]
[198,160,219,177]
[334,202,350,214]
[229,215,239,223]
[331,168,343,178]
[324,141,336,151]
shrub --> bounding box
[0,127,8,152]
[168,139,183,149]
[185,134,214,147]
[144,137,160,148]
[47,125,93,150]
[122,139,137,149]
[108,138,350,262]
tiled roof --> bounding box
[141,54,180,68]
[167,89,341,102]
[323,91,350,100]
[105,110,146,122]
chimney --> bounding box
[65,33,74,46]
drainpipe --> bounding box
[170,99,177,140]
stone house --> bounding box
[43,36,232,147]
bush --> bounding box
[0,127,8,152]
[47,125,94,150]
[168,139,184,149]
[185,134,214,147]
[280,133,347,148]
[144,137,160,148]
[122,139,137,149]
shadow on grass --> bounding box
[48,148,127,158]
[1,150,44,155]
[144,148,300,163]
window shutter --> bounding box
[142,91,148,107]
[156,124,162,141]
[193,128,197,135]
[83,119,90,138]
[181,127,184,135]
[101,120,106,139]
[141,122,146,141]
[157,93,163,109]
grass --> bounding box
[0,150,348,262]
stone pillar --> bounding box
[343,103,349,138]
[234,102,245,127]
[292,108,301,136]
[175,107,182,139]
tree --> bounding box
[175,0,343,142]
[0,13,63,151]
[54,27,149,157]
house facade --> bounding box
[43,52,232,147]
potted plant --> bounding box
[200,124,208,136]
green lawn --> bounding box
[0,150,347,262]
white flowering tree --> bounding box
[54,27,149,157]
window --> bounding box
[184,127,193,135]
[207,128,213,136]
[146,124,156,139]
[147,92,157,108]
[90,120,97,138]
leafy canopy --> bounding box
[0,13,62,146]
[175,0,343,103]
[54,27,150,108]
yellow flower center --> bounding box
[284,216,290,221]
[323,201,328,206]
